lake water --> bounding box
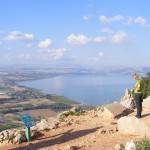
[18,75,135,106]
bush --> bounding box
[142,72,150,99]
[59,115,66,122]
[68,110,85,116]
[135,139,150,150]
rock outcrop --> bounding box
[32,118,60,131]
[117,116,150,138]
[0,107,84,145]
[96,102,131,119]
[120,89,135,109]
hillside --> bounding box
[1,100,150,150]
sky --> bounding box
[0,0,150,67]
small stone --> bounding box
[97,128,106,134]
[115,143,124,150]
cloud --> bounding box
[134,16,150,27]
[99,15,150,27]
[99,15,124,23]
[125,17,133,25]
[98,52,104,57]
[39,48,67,60]
[5,31,34,41]
[101,28,113,34]
[83,14,93,21]
[110,31,127,44]
[38,38,53,48]
[67,34,90,45]
[52,48,67,60]
[67,34,106,45]
[92,37,106,43]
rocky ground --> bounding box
[1,93,150,150]
[1,107,150,150]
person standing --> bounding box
[133,73,143,118]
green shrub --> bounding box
[43,128,50,132]
[68,110,85,116]
[111,122,117,125]
[59,115,66,122]
[141,72,150,99]
[135,139,150,150]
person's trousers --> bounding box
[134,93,143,117]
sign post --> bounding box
[20,114,36,142]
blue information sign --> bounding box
[20,114,36,128]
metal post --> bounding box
[26,127,31,142]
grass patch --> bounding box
[0,123,21,132]
[68,110,85,116]
[51,95,79,105]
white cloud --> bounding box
[99,15,150,27]
[67,34,90,45]
[83,14,93,21]
[92,37,106,43]
[67,34,106,45]
[39,48,67,60]
[99,15,110,23]
[38,38,53,48]
[110,31,127,44]
[101,28,113,34]
[52,48,67,60]
[98,52,104,57]
[99,15,124,23]
[125,17,133,25]
[5,31,34,41]
[134,16,150,27]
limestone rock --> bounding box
[13,132,26,144]
[125,141,136,150]
[35,118,60,131]
[97,102,130,119]
[142,96,150,109]
[118,116,150,138]
[57,111,69,118]
[70,107,80,112]
[120,89,135,109]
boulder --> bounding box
[125,141,136,150]
[142,96,150,109]
[35,118,60,131]
[13,131,26,144]
[97,102,130,119]
[117,116,150,138]
[120,89,135,109]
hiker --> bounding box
[133,73,143,118]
